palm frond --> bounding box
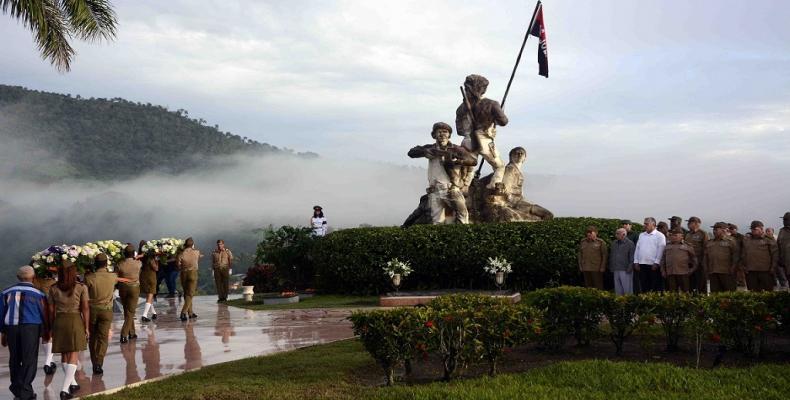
[37,0,74,72]
[60,0,117,41]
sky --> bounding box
[1,0,790,228]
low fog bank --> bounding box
[1,150,788,286]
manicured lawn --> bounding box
[225,294,379,310]
[96,339,790,400]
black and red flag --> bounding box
[529,2,548,78]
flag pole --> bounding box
[500,0,542,109]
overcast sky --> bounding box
[2,0,789,226]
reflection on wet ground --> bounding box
[0,296,355,399]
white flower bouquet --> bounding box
[31,240,126,275]
[142,237,185,263]
[483,256,512,275]
[382,258,413,278]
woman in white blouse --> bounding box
[310,205,328,236]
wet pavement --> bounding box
[0,295,356,399]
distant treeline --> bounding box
[0,84,317,181]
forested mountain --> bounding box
[0,84,316,181]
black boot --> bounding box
[151,313,158,320]
[120,336,128,344]
[60,391,73,400]
[43,363,55,375]
[69,383,80,393]
[189,313,198,319]
[180,313,188,321]
[93,364,103,374]
[129,333,138,339]
[141,316,151,323]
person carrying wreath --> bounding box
[47,260,88,400]
[177,237,202,321]
[116,245,141,343]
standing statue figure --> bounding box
[455,74,509,192]
[408,122,477,224]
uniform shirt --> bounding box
[178,247,201,271]
[634,230,666,265]
[704,237,738,274]
[117,258,142,282]
[311,217,327,236]
[212,248,233,268]
[684,230,708,261]
[48,284,88,313]
[741,234,779,272]
[85,269,117,307]
[578,238,608,272]
[0,282,47,330]
[778,227,790,270]
[609,238,635,272]
[661,243,697,275]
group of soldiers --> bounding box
[1,238,233,400]
[578,213,790,294]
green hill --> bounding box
[0,84,316,181]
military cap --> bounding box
[669,216,682,222]
[687,216,701,223]
[728,223,738,230]
[620,219,633,225]
[430,122,453,138]
[313,205,323,211]
[711,222,729,229]
[669,227,685,235]
[783,212,790,219]
[750,220,764,229]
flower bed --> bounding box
[350,289,790,385]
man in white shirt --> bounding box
[633,217,666,292]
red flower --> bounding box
[425,320,434,328]
[709,333,721,343]
[443,315,454,322]
[764,314,774,322]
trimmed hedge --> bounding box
[314,217,633,295]
[350,290,790,385]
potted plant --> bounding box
[383,258,413,293]
[484,256,512,291]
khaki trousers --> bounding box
[582,271,603,290]
[429,186,469,224]
[474,129,504,189]
[180,269,198,315]
[214,267,230,300]
[746,271,774,292]
[666,274,690,292]
[89,307,113,366]
[118,284,139,337]
[709,273,737,292]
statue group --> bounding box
[403,74,553,226]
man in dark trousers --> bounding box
[1,266,49,400]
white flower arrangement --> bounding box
[383,258,413,278]
[484,256,512,275]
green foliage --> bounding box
[312,217,633,295]
[640,292,695,351]
[601,293,645,355]
[0,85,315,181]
[706,292,776,355]
[349,308,427,386]
[255,226,316,290]
[523,286,606,349]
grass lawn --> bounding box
[95,339,790,400]
[224,294,379,310]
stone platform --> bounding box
[379,290,521,307]
[0,295,357,400]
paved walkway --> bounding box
[0,295,356,399]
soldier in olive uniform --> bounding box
[727,223,747,287]
[177,237,202,321]
[212,240,233,302]
[577,226,608,290]
[684,216,709,293]
[669,216,689,234]
[84,253,118,374]
[117,245,142,342]
[741,220,779,292]
[778,212,790,289]
[661,228,697,292]
[704,222,739,292]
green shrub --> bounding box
[255,225,316,290]
[425,295,486,381]
[524,286,606,349]
[640,292,696,351]
[706,292,776,356]
[349,308,427,385]
[474,301,540,376]
[311,218,632,295]
[601,293,644,355]
[765,291,790,335]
